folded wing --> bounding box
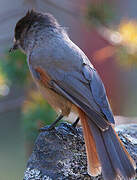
[29,40,114,131]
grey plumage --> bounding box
[29,32,113,130]
[11,10,136,180]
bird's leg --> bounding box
[59,117,80,135]
[40,116,79,132]
[71,117,79,128]
[66,117,80,132]
[40,114,64,131]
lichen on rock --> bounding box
[24,123,137,180]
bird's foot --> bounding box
[59,122,78,135]
[39,114,64,132]
[39,117,79,133]
[39,125,55,132]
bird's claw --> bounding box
[59,122,78,135]
[39,125,55,132]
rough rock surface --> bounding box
[24,123,137,180]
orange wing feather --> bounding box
[35,67,51,87]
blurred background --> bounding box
[0,0,137,179]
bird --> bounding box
[10,10,136,180]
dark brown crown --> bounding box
[14,10,59,41]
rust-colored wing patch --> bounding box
[35,67,51,87]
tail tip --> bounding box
[87,165,101,177]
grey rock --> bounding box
[24,123,137,180]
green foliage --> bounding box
[0,50,29,86]
[0,65,8,85]
[86,1,115,26]
[116,47,137,68]
[22,91,57,141]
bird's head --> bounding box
[10,10,60,53]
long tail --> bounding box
[78,109,136,180]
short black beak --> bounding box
[9,43,18,53]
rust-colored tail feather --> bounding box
[78,109,136,180]
[78,109,101,176]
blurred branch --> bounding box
[93,45,115,62]
[95,25,122,45]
